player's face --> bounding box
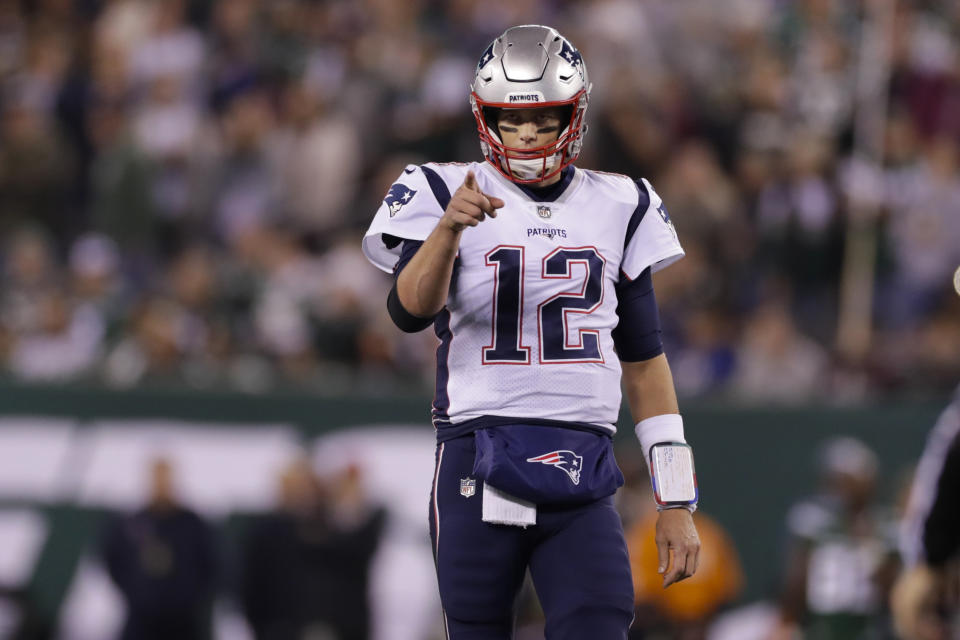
[497,107,564,150]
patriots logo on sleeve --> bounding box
[657,203,672,224]
[526,450,583,485]
[385,183,417,217]
[657,202,678,241]
[558,40,584,80]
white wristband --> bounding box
[634,413,686,465]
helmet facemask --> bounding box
[471,92,587,184]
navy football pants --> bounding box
[429,435,635,639]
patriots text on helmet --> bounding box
[508,93,543,103]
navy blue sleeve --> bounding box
[612,267,664,362]
[387,239,435,333]
[393,239,424,276]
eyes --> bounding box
[499,111,562,127]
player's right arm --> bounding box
[396,171,504,317]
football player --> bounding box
[363,25,700,639]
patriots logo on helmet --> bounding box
[477,42,495,70]
[526,450,583,485]
[384,183,417,217]
[558,40,584,80]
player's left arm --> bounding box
[622,356,701,588]
[615,268,699,588]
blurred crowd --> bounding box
[1,0,959,400]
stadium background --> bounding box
[0,0,958,638]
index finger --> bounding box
[459,189,499,216]
[463,170,479,192]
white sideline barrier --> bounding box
[56,557,123,640]
[0,418,76,502]
[0,510,47,586]
[0,509,49,637]
[74,420,302,516]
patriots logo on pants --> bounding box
[384,183,417,217]
[526,450,583,485]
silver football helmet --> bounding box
[470,25,591,183]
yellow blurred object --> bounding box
[628,511,744,622]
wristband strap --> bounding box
[634,414,685,464]
[657,503,696,513]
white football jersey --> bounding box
[363,161,683,435]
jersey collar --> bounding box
[514,166,576,202]
[480,162,582,204]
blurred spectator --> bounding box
[0,227,60,337]
[164,245,239,388]
[86,95,158,267]
[235,226,320,374]
[100,457,218,640]
[241,456,386,640]
[199,85,280,246]
[731,302,830,403]
[95,0,156,60]
[127,0,204,94]
[879,138,960,329]
[102,296,193,387]
[130,71,205,254]
[753,134,842,326]
[68,233,127,336]
[659,141,749,271]
[771,437,899,640]
[7,285,103,382]
[669,306,738,398]
[0,93,75,245]
[271,77,362,237]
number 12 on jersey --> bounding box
[482,245,606,365]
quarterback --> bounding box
[363,25,700,639]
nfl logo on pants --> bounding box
[460,477,476,498]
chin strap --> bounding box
[502,154,562,180]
